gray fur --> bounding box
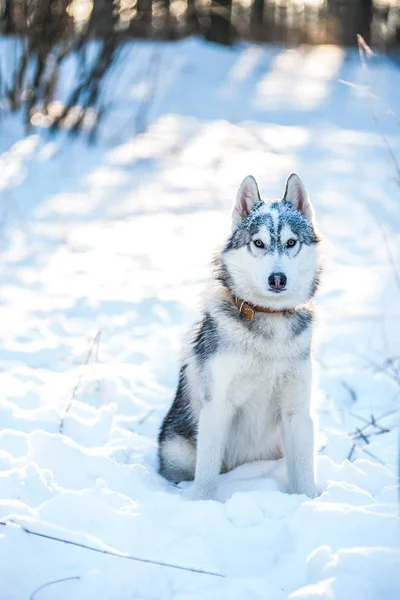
[158,366,196,442]
[192,313,220,368]
[225,200,319,254]
[290,309,313,338]
[213,257,236,292]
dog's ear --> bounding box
[283,173,314,221]
[233,176,261,226]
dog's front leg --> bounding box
[183,361,234,501]
[183,401,233,501]
[281,363,317,499]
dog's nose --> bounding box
[268,272,287,291]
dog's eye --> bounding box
[254,239,265,249]
[287,238,297,248]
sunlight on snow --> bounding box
[228,47,265,82]
[255,46,344,110]
[0,38,400,599]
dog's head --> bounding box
[219,174,321,309]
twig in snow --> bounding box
[30,577,80,600]
[349,411,372,426]
[360,447,386,465]
[370,414,390,434]
[137,408,155,425]
[349,411,394,438]
[382,357,400,379]
[347,444,356,462]
[366,356,400,387]
[0,520,224,578]
[59,330,101,433]
[354,428,370,444]
[347,410,398,466]
[341,381,357,404]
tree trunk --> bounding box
[206,0,233,45]
[251,0,265,40]
[358,0,373,45]
[3,0,15,33]
[186,0,200,37]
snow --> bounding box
[0,38,399,599]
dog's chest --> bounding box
[217,313,306,408]
[223,359,284,469]
[229,312,306,363]
[226,350,284,407]
[220,329,293,469]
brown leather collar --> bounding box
[232,295,289,321]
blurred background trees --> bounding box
[0,0,399,134]
[2,0,397,45]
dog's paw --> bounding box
[305,487,319,499]
[181,485,215,501]
[304,486,319,499]
[290,482,319,499]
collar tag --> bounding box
[235,296,255,321]
[242,304,254,321]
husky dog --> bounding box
[158,173,321,500]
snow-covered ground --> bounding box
[0,39,399,599]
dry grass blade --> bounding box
[357,34,374,60]
[59,330,101,434]
[346,35,400,184]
